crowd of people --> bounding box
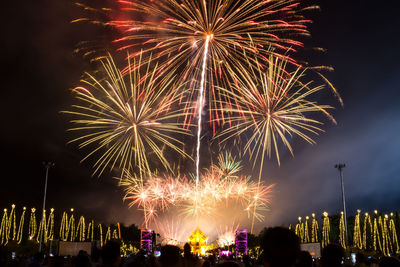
[1,227,400,267]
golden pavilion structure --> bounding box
[187,228,209,255]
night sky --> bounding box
[1,0,399,233]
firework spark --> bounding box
[121,153,274,226]
[109,0,319,126]
[216,54,335,169]
[214,53,335,231]
[68,0,340,234]
[217,223,239,247]
[153,218,188,245]
[212,151,242,179]
[64,54,192,176]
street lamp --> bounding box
[334,163,347,248]
[39,161,54,252]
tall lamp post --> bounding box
[335,163,347,248]
[39,161,54,252]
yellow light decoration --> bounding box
[36,210,47,243]
[7,204,400,251]
[248,246,262,259]
[17,207,26,244]
[76,216,86,242]
[381,215,391,256]
[69,210,76,242]
[339,212,346,249]
[59,211,69,241]
[112,229,118,240]
[363,212,372,250]
[99,224,103,247]
[28,208,37,241]
[8,205,16,241]
[311,213,319,243]
[304,216,310,243]
[188,228,209,256]
[295,217,305,243]
[373,211,382,252]
[46,209,55,241]
[322,212,330,248]
[389,213,399,253]
[105,226,111,243]
[87,220,94,241]
[353,210,362,249]
[0,209,9,245]
[121,240,139,257]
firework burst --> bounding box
[214,53,335,232]
[121,152,274,226]
[67,0,341,234]
[64,54,192,176]
[211,151,242,179]
[217,223,239,247]
[216,54,335,171]
[108,0,320,126]
[153,218,188,245]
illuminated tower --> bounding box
[141,228,153,252]
[235,229,248,256]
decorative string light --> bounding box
[4,203,399,252]
[339,211,346,249]
[99,224,103,247]
[60,211,69,241]
[8,204,16,241]
[363,212,372,250]
[112,229,118,240]
[46,208,55,241]
[304,216,310,243]
[322,212,330,248]
[295,217,304,243]
[105,226,111,242]
[121,240,139,257]
[381,214,391,256]
[17,207,26,244]
[28,208,37,241]
[76,216,86,242]
[373,210,382,252]
[87,220,94,241]
[69,209,75,242]
[0,209,9,245]
[36,210,47,243]
[389,213,399,253]
[0,205,103,246]
[311,213,319,243]
[353,210,362,249]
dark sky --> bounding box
[1,0,399,233]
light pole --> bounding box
[39,161,54,252]
[335,163,347,248]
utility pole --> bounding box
[335,163,347,248]
[39,162,54,252]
